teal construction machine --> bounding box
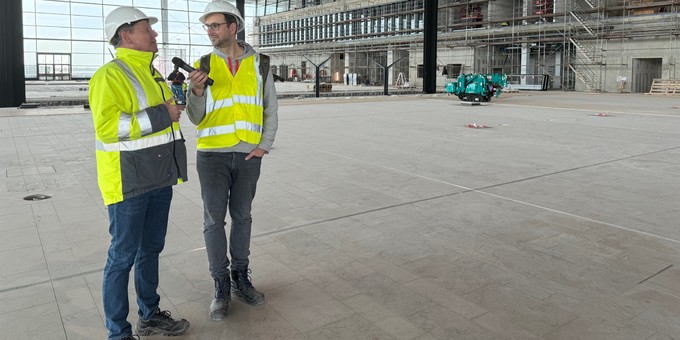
[445,73,507,102]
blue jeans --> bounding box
[102,186,172,340]
[197,152,261,281]
[171,84,185,103]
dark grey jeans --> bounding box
[197,151,261,281]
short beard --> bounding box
[213,36,234,50]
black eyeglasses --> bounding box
[202,22,229,31]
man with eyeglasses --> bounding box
[185,0,278,322]
[89,6,190,340]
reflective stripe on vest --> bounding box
[207,96,233,114]
[254,54,263,103]
[112,59,153,140]
[234,94,262,106]
[196,121,262,138]
[205,91,262,115]
[96,130,182,152]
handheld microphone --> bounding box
[171,57,214,86]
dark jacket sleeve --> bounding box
[143,104,173,136]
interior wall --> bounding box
[602,38,677,93]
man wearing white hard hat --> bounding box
[186,0,278,322]
[89,6,189,340]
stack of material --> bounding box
[648,79,680,95]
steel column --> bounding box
[423,0,438,94]
[0,0,25,107]
[237,0,246,41]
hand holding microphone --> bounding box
[171,57,214,86]
[162,98,183,122]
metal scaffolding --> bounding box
[255,0,679,92]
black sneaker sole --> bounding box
[135,325,189,337]
[232,290,265,306]
[209,310,228,321]
[209,303,229,321]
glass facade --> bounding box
[22,0,256,79]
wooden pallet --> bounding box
[648,79,680,95]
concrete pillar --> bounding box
[521,43,530,85]
[387,50,394,86]
[343,53,350,85]
[554,52,562,89]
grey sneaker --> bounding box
[231,268,265,306]
[209,278,230,321]
[135,309,189,337]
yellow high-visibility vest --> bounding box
[194,54,264,149]
[89,48,187,205]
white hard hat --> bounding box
[105,6,158,44]
[199,1,245,33]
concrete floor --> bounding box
[0,91,679,339]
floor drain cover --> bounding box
[23,194,52,201]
